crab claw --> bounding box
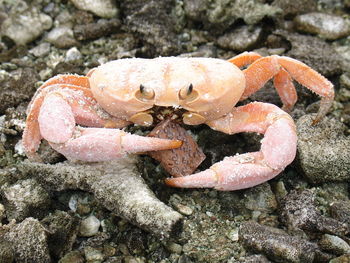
[165,102,297,191]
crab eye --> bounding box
[179,83,198,102]
[135,84,155,101]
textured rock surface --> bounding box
[0,178,50,221]
[19,157,183,238]
[279,190,349,235]
[239,221,325,262]
[41,210,80,259]
[70,0,119,18]
[294,12,350,40]
[217,25,263,51]
[1,218,51,263]
[297,114,350,183]
[1,2,52,45]
[184,0,281,31]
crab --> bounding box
[22,52,334,191]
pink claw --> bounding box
[166,102,297,191]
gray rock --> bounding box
[83,246,104,263]
[120,0,184,56]
[330,201,350,224]
[70,0,119,18]
[239,221,325,262]
[294,12,350,40]
[29,42,51,57]
[330,254,350,263]
[65,47,82,62]
[0,67,39,115]
[275,30,343,76]
[41,210,80,259]
[243,183,278,213]
[319,234,350,256]
[1,218,51,263]
[217,25,263,51]
[46,26,79,49]
[1,3,52,45]
[279,189,349,236]
[79,215,101,237]
[73,18,121,41]
[297,114,350,183]
[0,178,50,221]
[272,0,317,16]
[19,157,183,238]
[184,0,281,32]
[58,251,84,263]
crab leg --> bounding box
[228,53,334,123]
[38,92,181,162]
[165,102,297,191]
[23,75,131,160]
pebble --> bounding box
[1,5,52,45]
[70,0,119,18]
[319,234,350,255]
[46,26,78,48]
[174,203,193,216]
[243,183,278,213]
[294,12,350,40]
[79,215,101,237]
[58,251,84,263]
[29,42,51,57]
[217,25,263,51]
[330,254,350,263]
[84,246,104,263]
[166,242,183,254]
[65,47,82,62]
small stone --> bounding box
[294,12,350,40]
[174,203,193,216]
[166,242,182,254]
[79,215,101,237]
[1,4,52,45]
[84,246,104,263]
[58,250,84,263]
[243,183,278,213]
[29,42,51,57]
[46,26,79,48]
[70,0,119,18]
[217,25,263,51]
[330,254,350,263]
[319,234,350,256]
[65,47,82,62]
[226,228,239,241]
[297,114,350,183]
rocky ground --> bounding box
[0,0,350,262]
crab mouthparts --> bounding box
[130,106,206,127]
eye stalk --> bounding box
[135,84,155,101]
[179,83,198,102]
